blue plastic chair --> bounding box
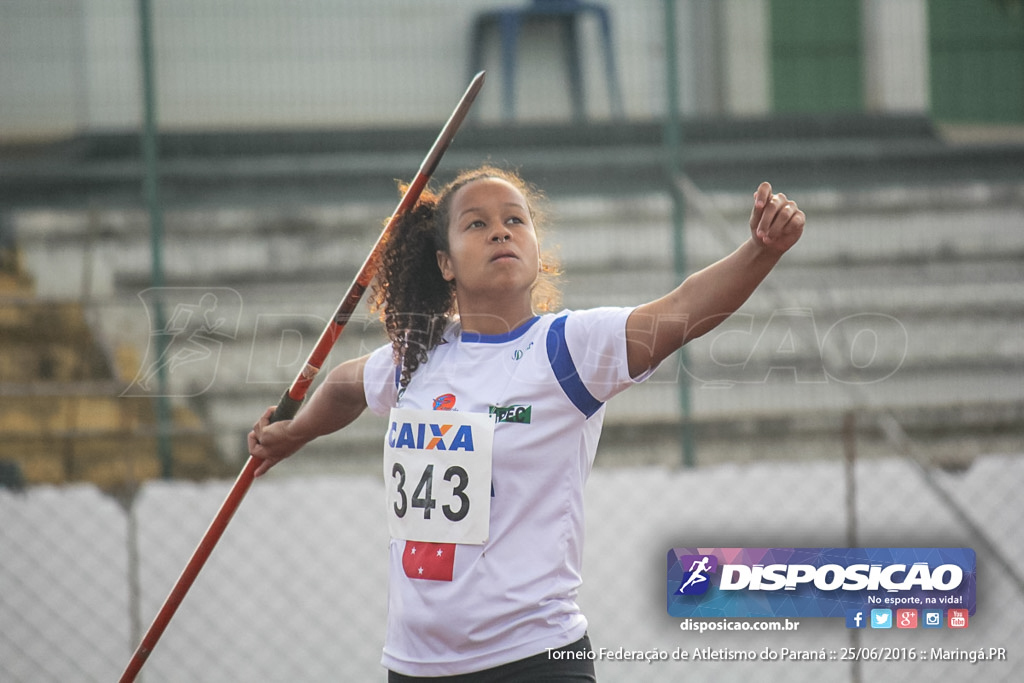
[469,0,624,120]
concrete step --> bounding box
[0,386,231,490]
[0,297,231,490]
[608,364,1024,423]
[6,180,1022,480]
[86,288,1022,405]
[0,392,153,435]
[11,181,1024,298]
[1,426,230,489]
[0,300,114,383]
[5,117,1024,209]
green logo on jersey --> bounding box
[489,404,532,424]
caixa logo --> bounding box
[388,420,475,451]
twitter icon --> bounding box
[870,609,892,629]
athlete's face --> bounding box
[437,177,541,298]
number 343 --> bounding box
[390,462,470,522]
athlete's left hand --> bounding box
[749,181,805,255]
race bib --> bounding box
[383,408,494,545]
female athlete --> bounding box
[248,165,805,681]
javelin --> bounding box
[119,71,486,683]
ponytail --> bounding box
[371,191,455,389]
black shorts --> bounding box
[387,633,597,683]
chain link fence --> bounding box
[3,448,1022,681]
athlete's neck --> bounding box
[457,302,536,337]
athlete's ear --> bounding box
[437,250,455,282]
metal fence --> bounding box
[3,450,1023,682]
[2,1,1023,682]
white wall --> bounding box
[0,0,933,142]
[1,0,669,139]
[720,0,771,116]
[0,0,89,140]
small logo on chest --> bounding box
[433,393,457,411]
[489,404,532,424]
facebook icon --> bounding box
[845,609,867,629]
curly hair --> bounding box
[370,165,561,388]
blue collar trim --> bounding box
[461,315,541,344]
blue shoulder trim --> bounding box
[546,314,603,418]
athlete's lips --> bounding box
[490,248,519,262]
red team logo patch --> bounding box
[433,393,457,411]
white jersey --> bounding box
[363,307,648,677]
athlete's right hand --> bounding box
[248,406,304,477]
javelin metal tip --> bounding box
[468,71,486,94]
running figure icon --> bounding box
[678,556,713,593]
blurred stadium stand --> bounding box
[3,114,1022,478]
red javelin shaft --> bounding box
[119,71,485,683]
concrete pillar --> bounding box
[721,0,771,117]
[862,0,930,113]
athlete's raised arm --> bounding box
[248,354,370,476]
[625,181,805,379]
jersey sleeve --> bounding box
[362,342,401,416]
[562,306,654,403]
